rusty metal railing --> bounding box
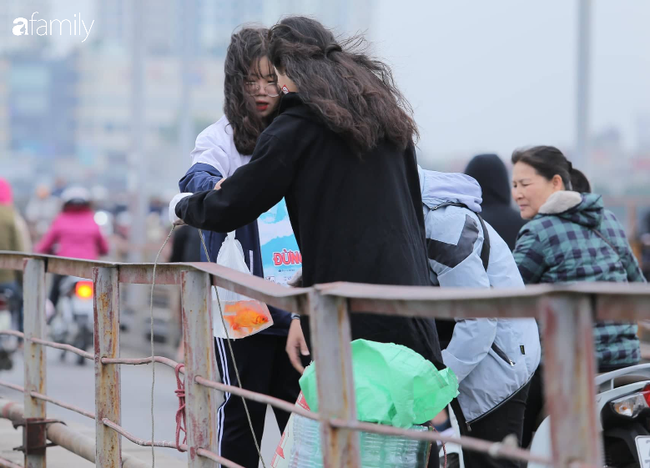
[1,251,649,467]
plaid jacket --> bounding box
[514,191,645,370]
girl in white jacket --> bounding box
[177,28,301,468]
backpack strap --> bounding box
[431,202,490,271]
[590,227,623,266]
[429,201,492,349]
[476,214,490,271]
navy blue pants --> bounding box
[214,334,301,468]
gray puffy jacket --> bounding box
[419,167,541,423]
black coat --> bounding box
[464,153,526,251]
[176,93,443,367]
[169,225,202,263]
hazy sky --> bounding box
[371,1,650,164]
[48,0,650,165]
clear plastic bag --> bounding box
[212,232,273,339]
[272,394,432,468]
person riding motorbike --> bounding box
[35,186,109,307]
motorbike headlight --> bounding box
[611,392,650,418]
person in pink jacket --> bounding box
[35,187,109,306]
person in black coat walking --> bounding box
[170,16,444,375]
[465,153,526,250]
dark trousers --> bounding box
[453,382,531,468]
[49,274,66,308]
[522,366,544,448]
[214,334,301,468]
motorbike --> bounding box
[529,363,650,468]
[49,276,94,365]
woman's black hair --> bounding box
[570,168,591,193]
[268,16,418,155]
[511,146,575,190]
[224,27,276,155]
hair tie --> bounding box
[567,160,574,172]
[324,44,342,58]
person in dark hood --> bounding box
[465,154,526,250]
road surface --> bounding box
[0,345,280,467]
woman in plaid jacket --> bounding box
[511,146,644,370]
[510,145,645,445]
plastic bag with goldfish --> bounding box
[212,232,273,339]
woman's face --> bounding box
[274,66,298,94]
[511,162,564,219]
[245,57,281,118]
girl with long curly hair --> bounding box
[177,27,301,468]
[172,16,444,377]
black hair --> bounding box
[570,168,591,193]
[224,27,276,155]
[511,146,574,190]
[268,16,418,156]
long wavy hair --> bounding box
[269,16,418,155]
[224,27,277,155]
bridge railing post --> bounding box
[94,267,122,468]
[181,270,219,467]
[23,258,47,468]
[309,289,360,467]
[542,294,603,467]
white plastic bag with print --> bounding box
[211,231,273,339]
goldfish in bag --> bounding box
[212,232,273,339]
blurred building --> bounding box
[0,53,77,168]
[263,0,373,34]
[1,0,375,198]
[0,0,50,56]
[0,60,9,160]
[637,114,650,152]
[198,0,373,54]
[630,114,650,183]
[96,0,199,56]
[96,0,373,57]
[75,50,224,192]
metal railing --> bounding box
[1,251,650,467]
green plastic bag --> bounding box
[299,339,458,429]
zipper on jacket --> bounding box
[491,343,515,366]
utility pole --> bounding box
[128,0,148,313]
[178,0,195,177]
[129,0,146,266]
[575,0,592,174]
